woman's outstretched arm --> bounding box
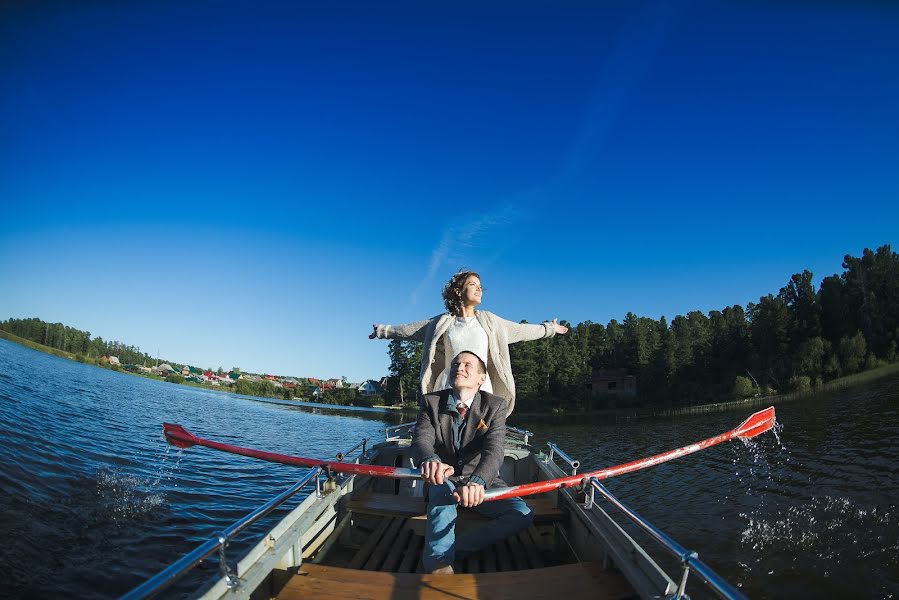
[497,316,568,344]
[369,318,433,342]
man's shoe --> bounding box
[429,564,454,575]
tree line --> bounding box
[385,244,899,411]
[0,317,186,370]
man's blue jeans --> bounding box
[423,480,534,572]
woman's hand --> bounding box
[552,319,568,335]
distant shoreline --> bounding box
[513,362,899,420]
[0,330,407,412]
[3,329,896,419]
[230,394,417,416]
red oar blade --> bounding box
[163,423,199,449]
[733,406,776,439]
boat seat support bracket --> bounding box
[671,551,698,600]
[317,465,337,496]
[216,533,241,591]
[581,478,595,510]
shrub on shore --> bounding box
[789,375,812,392]
[733,376,754,399]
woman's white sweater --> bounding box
[374,310,556,416]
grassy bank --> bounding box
[0,329,79,360]
[627,361,899,419]
[513,362,899,420]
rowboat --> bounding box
[123,407,775,600]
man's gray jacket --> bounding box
[411,389,507,488]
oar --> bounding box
[163,423,422,479]
[163,406,775,501]
[484,405,775,501]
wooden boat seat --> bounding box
[346,491,564,523]
[279,562,635,600]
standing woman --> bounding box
[370,270,567,416]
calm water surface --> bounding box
[1,338,896,599]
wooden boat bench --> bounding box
[279,562,636,600]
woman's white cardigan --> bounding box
[373,311,556,416]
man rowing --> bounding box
[412,350,533,574]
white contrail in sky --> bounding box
[557,1,681,183]
[411,2,681,307]
[410,204,526,307]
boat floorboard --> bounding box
[316,514,558,574]
[279,562,636,600]
[346,492,564,523]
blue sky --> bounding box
[1,1,897,380]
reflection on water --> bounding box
[511,377,899,599]
[1,337,897,599]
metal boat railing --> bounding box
[506,425,532,447]
[121,467,323,600]
[584,477,747,600]
[545,441,579,474]
[336,437,369,462]
[385,421,415,440]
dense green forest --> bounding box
[385,245,899,411]
[0,317,185,370]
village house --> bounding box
[588,368,637,396]
[357,380,384,397]
[153,363,176,376]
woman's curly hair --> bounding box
[442,269,480,316]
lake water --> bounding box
[1,338,896,599]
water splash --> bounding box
[739,496,899,577]
[89,442,189,526]
[94,469,166,525]
[771,418,785,449]
[148,441,186,490]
